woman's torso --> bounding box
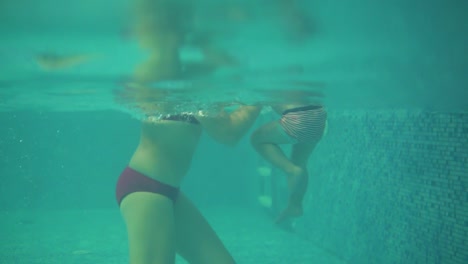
[129,119,202,187]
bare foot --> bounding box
[275,203,303,224]
[275,167,308,224]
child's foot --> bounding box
[275,217,295,232]
[275,203,303,224]
[275,166,308,224]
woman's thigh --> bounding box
[120,192,177,264]
[174,193,235,264]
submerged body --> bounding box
[116,1,264,263]
[252,103,327,223]
[117,107,260,264]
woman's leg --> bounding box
[174,192,235,264]
[120,192,176,264]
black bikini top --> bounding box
[160,113,200,124]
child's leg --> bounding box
[275,142,318,223]
[250,120,302,177]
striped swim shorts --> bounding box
[279,105,327,143]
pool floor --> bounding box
[1,207,344,264]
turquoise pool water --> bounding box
[1,1,466,264]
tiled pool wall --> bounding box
[298,110,467,264]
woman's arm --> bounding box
[197,105,262,146]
